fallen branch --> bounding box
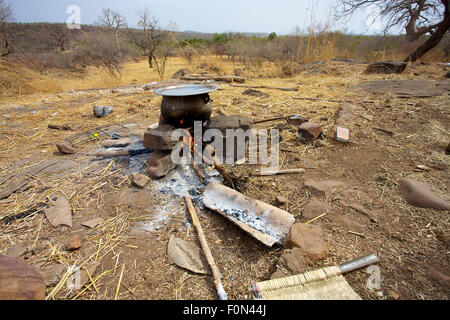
[253,115,295,124]
[252,168,305,176]
[48,124,71,131]
[185,196,227,300]
[203,144,235,189]
[230,84,299,91]
[181,74,246,83]
[292,96,349,103]
[90,149,152,157]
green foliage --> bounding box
[213,33,228,44]
[268,32,277,41]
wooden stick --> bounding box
[184,196,228,300]
[252,168,305,176]
[48,124,71,130]
[292,96,348,103]
[254,115,295,124]
[203,144,235,189]
[230,84,299,91]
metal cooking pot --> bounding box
[154,84,218,128]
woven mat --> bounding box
[254,266,361,300]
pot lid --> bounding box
[153,83,219,97]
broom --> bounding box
[251,253,379,300]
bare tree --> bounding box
[336,0,450,62]
[96,8,127,48]
[0,0,13,57]
[50,24,69,52]
[132,7,161,69]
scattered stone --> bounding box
[341,202,378,223]
[445,71,450,78]
[56,142,76,154]
[129,172,150,188]
[143,124,179,151]
[167,237,211,275]
[365,61,407,74]
[147,150,177,178]
[44,197,72,228]
[271,247,307,279]
[327,213,364,233]
[0,256,46,300]
[6,242,28,258]
[37,264,67,286]
[304,180,345,197]
[172,68,189,79]
[285,223,329,260]
[65,235,82,251]
[78,263,100,289]
[436,231,450,245]
[398,178,450,211]
[93,105,113,118]
[101,138,132,148]
[287,115,309,126]
[81,217,104,229]
[303,199,330,220]
[298,122,322,142]
[275,196,288,206]
[242,89,269,98]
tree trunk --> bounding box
[148,54,153,69]
[405,1,450,62]
[405,17,419,43]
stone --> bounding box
[365,61,407,74]
[398,178,450,211]
[6,242,28,258]
[328,213,364,233]
[129,172,150,188]
[147,150,177,178]
[445,71,450,78]
[278,247,307,275]
[206,115,253,133]
[143,124,178,151]
[37,264,67,286]
[285,223,329,260]
[0,256,46,300]
[436,231,450,245]
[275,196,288,206]
[81,217,104,229]
[172,68,189,79]
[242,89,269,98]
[287,115,309,126]
[341,202,379,223]
[101,138,132,148]
[44,196,72,228]
[167,237,211,275]
[65,235,82,251]
[93,105,113,118]
[303,199,330,220]
[304,180,345,197]
[56,142,76,154]
[298,122,322,142]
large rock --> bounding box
[398,178,450,211]
[304,180,345,197]
[147,150,177,178]
[0,256,46,300]
[93,105,113,118]
[56,142,76,154]
[298,122,322,142]
[270,247,307,279]
[129,172,150,188]
[143,124,179,151]
[365,61,407,74]
[303,199,330,220]
[37,264,67,286]
[285,223,329,260]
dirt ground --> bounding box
[0,59,449,300]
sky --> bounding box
[8,0,396,35]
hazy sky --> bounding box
[8,0,393,35]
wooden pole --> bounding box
[184,196,228,300]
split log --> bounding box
[184,196,227,300]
